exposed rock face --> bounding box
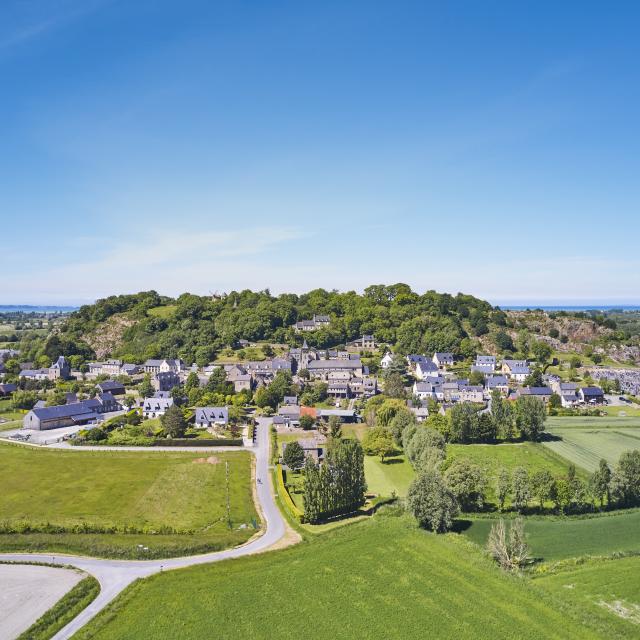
[82,313,137,359]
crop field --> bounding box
[0,444,258,558]
[463,510,640,561]
[74,515,601,640]
[535,556,640,639]
[542,428,640,472]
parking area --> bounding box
[0,564,84,640]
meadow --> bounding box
[535,556,640,639]
[0,444,258,558]
[73,514,601,640]
[462,510,640,561]
[542,428,640,472]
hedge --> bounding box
[151,438,243,447]
[276,464,304,523]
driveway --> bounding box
[0,418,287,640]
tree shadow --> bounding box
[451,519,473,533]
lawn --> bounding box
[542,427,640,472]
[73,514,600,640]
[462,510,640,562]
[146,305,177,319]
[364,453,415,497]
[535,556,640,639]
[0,443,258,558]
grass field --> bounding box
[364,453,415,497]
[0,444,258,558]
[73,514,601,640]
[146,305,177,318]
[547,416,640,429]
[463,510,640,561]
[535,556,640,638]
[542,428,640,472]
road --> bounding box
[0,418,286,640]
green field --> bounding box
[0,444,258,558]
[547,416,640,429]
[542,428,640,472]
[535,556,640,638]
[463,510,640,561]
[74,515,601,640]
[364,453,415,497]
[146,305,177,319]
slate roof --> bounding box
[308,360,361,370]
[195,407,229,423]
[580,386,604,397]
[521,386,552,396]
[30,402,98,422]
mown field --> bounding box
[535,556,640,639]
[542,428,640,472]
[363,442,578,503]
[547,416,640,429]
[462,510,640,561]
[0,444,258,558]
[73,514,603,640]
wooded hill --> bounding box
[16,285,634,366]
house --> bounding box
[317,409,358,423]
[277,404,301,425]
[96,380,126,396]
[458,385,484,403]
[433,352,454,368]
[502,360,530,382]
[346,335,376,351]
[519,386,553,403]
[553,382,579,407]
[349,376,378,398]
[49,356,71,380]
[410,406,430,422]
[579,386,605,404]
[283,435,327,463]
[153,371,181,392]
[143,359,184,374]
[294,314,330,332]
[194,407,229,428]
[142,397,174,418]
[415,359,440,380]
[327,382,350,399]
[380,352,394,369]
[472,355,496,374]
[90,392,122,413]
[485,375,509,396]
[88,359,123,376]
[406,354,430,370]
[283,395,298,405]
[19,368,51,381]
[413,381,439,401]
[307,359,363,380]
[0,383,17,396]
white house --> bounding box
[433,352,454,368]
[502,360,530,382]
[380,352,394,369]
[415,360,440,380]
[472,355,496,374]
[195,407,229,428]
[142,397,174,418]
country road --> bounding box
[0,418,288,640]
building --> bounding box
[502,360,530,382]
[458,385,484,403]
[519,386,553,403]
[88,359,140,377]
[96,380,126,396]
[294,314,330,332]
[22,393,120,431]
[49,356,71,380]
[194,407,229,428]
[415,360,440,380]
[346,335,376,351]
[143,359,185,374]
[433,352,454,368]
[579,386,605,404]
[307,359,364,380]
[472,355,496,374]
[282,435,327,462]
[485,375,509,396]
[316,408,359,423]
[142,396,174,418]
[413,381,440,401]
[380,352,394,369]
[153,371,181,392]
[0,383,17,396]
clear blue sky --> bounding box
[1,0,639,305]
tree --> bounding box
[160,404,187,438]
[383,372,406,399]
[589,458,612,508]
[548,393,562,410]
[514,396,546,441]
[476,413,497,442]
[406,470,459,533]
[444,458,487,511]
[404,426,446,471]
[491,390,514,440]
[532,340,553,366]
[328,415,343,440]
[486,518,531,571]
[283,441,305,470]
[495,468,511,511]
[523,369,544,387]
[185,371,200,393]
[299,414,315,431]
[376,399,407,427]
[448,402,479,443]
[468,370,485,386]
[11,390,38,410]
[494,331,515,352]
[531,469,554,509]
[511,467,530,512]
[610,450,640,507]
[123,395,136,410]
[388,408,416,446]
[139,374,154,399]
[362,426,395,462]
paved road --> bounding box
[0,418,286,640]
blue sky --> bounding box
[1,0,639,305]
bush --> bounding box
[406,469,459,533]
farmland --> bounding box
[535,556,640,639]
[462,510,640,561]
[73,514,601,640]
[542,428,640,472]
[0,443,258,558]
